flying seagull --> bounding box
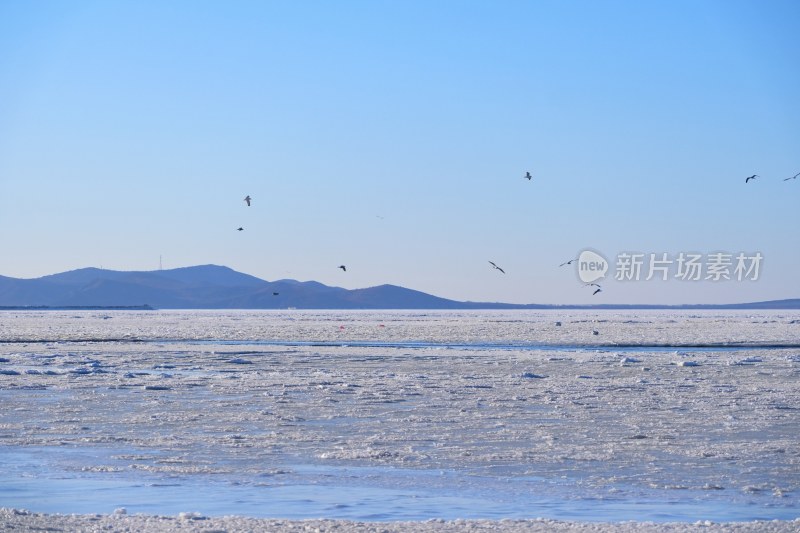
[524,171,532,180]
[338,265,347,272]
[244,195,251,206]
[745,174,758,183]
[592,288,602,296]
[560,258,578,267]
[237,227,244,231]
[784,172,799,181]
[585,283,602,288]
[489,261,505,274]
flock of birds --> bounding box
[235,168,796,301]
[485,173,606,297]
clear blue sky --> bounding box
[1,1,798,305]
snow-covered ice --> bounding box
[0,309,799,529]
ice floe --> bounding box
[0,309,799,524]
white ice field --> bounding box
[0,310,798,524]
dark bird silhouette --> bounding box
[784,172,799,181]
[524,171,532,180]
[273,292,279,296]
[585,283,602,288]
[244,195,251,206]
[338,265,346,272]
[592,288,602,296]
[745,174,758,183]
[560,258,578,267]
[237,227,244,231]
[489,261,505,274]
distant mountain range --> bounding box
[0,264,798,310]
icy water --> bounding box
[1,310,799,522]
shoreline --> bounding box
[2,509,799,533]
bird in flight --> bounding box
[489,261,505,274]
[244,195,252,206]
[237,227,244,231]
[338,265,347,272]
[524,171,532,180]
[560,258,578,267]
[592,287,602,296]
[585,283,602,288]
[273,292,279,296]
[784,172,799,181]
[745,174,758,183]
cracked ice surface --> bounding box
[0,310,799,523]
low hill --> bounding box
[1,266,798,310]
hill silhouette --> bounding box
[1,265,798,309]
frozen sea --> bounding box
[0,309,799,525]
